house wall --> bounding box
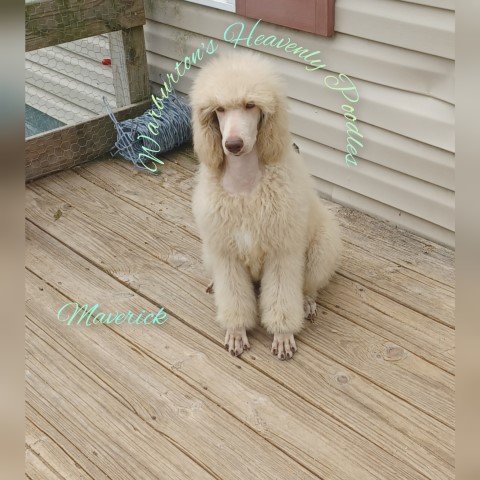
[151,0,454,247]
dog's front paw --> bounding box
[271,333,297,360]
[224,328,250,357]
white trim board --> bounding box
[183,0,235,12]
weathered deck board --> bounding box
[27,223,452,478]
[26,320,217,480]
[26,420,94,480]
[25,150,455,480]
[26,407,108,480]
[25,447,63,480]
[76,160,455,373]
[26,271,318,480]
[27,217,453,464]
[27,177,454,428]
[36,169,205,282]
[79,159,200,235]
[318,275,454,374]
[330,203,455,287]
[336,243,455,328]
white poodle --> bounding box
[190,51,341,360]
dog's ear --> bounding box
[192,107,224,170]
[256,97,290,165]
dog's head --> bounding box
[190,51,291,170]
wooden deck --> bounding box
[25,147,455,480]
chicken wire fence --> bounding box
[25,33,118,137]
[25,0,150,179]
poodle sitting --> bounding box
[190,52,341,360]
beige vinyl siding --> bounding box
[397,0,454,10]
[147,29,453,183]
[145,0,454,247]
[335,0,454,58]
[25,34,116,126]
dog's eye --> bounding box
[216,107,225,113]
[245,102,255,109]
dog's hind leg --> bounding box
[303,295,317,321]
[303,205,342,320]
[201,243,215,294]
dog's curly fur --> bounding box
[190,52,342,359]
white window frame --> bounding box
[183,0,235,13]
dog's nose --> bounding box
[225,137,244,154]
